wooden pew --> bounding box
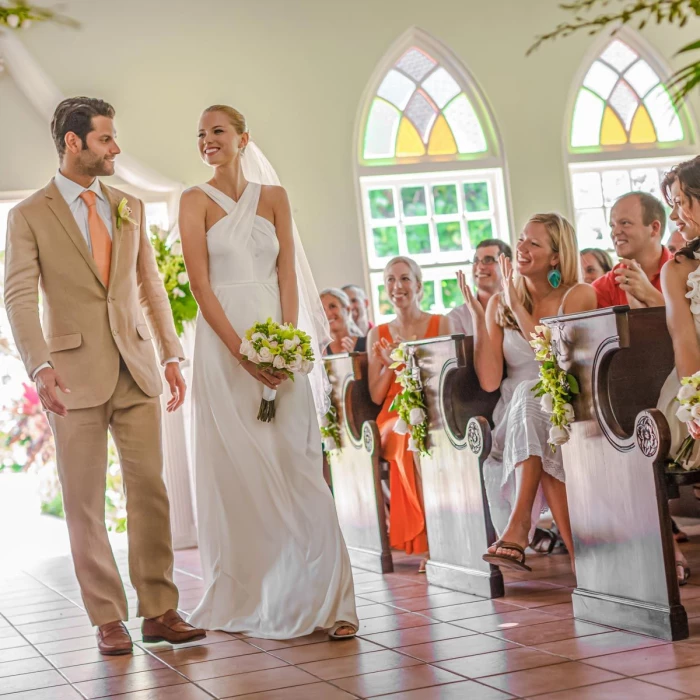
[543,305,700,640]
[404,334,503,597]
[324,353,390,572]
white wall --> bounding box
[2,0,699,288]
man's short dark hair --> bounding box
[51,97,115,159]
[615,191,667,233]
[476,238,512,260]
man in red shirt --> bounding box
[593,192,670,309]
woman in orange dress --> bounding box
[367,257,450,564]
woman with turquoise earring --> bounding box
[457,213,596,573]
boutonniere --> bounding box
[116,198,137,229]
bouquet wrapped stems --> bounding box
[259,386,278,423]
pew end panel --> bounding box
[544,307,688,640]
[324,353,392,574]
[407,334,504,598]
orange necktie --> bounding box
[79,190,112,286]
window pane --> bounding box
[420,280,436,312]
[376,284,393,316]
[363,99,400,159]
[631,168,661,197]
[405,224,431,254]
[443,94,487,154]
[401,187,427,216]
[422,67,461,109]
[437,221,462,252]
[463,182,490,212]
[572,171,603,209]
[601,170,631,207]
[575,208,609,249]
[600,39,638,72]
[372,226,399,258]
[396,47,437,82]
[467,219,493,248]
[571,89,605,147]
[582,61,618,100]
[441,278,461,309]
[377,69,415,110]
[368,189,395,219]
[624,60,660,98]
[644,84,684,142]
[432,184,458,215]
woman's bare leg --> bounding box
[540,472,574,572]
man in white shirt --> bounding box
[342,283,373,335]
[448,239,512,335]
[4,97,205,655]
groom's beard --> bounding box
[78,152,115,178]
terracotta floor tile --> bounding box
[62,653,170,683]
[356,603,401,619]
[73,667,188,699]
[360,585,440,604]
[357,613,436,635]
[0,687,83,700]
[25,624,95,644]
[0,635,29,651]
[100,686,213,700]
[478,660,622,696]
[36,634,102,655]
[502,589,573,609]
[361,622,475,648]
[0,601,78,618]
[582,643,700,676]
[534,630,667,660]
[638,664,700,694]
[242,630,330,651]
[536,602,574,618]
[178,652,288,680]
[46,644,146,668]
[377,680,515,699]
[0,656,53,677]
[393,592,486,612]
[5,607,87,626]
[398,633,515,663]
[0,645,41,663]
[332,663,464,697]
[459,608,561,633]
[0,668,67,695]
[153,639,260,666]
[529,677,690,699]
[234,681,358,699]
[504,579,566,593]
[298,648,421,679]
[142,630,234,650]
[428,600,518,622]
[489,618,610,645]
[269,638,382,664]
[15,615,92,634]
[199,665,318,697]
[436,645,566,679]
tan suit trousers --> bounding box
[48,360,178,626]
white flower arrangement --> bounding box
[529,325,580,450]
[389,344,429,456]
[671,370,700,469]
[240,318,315,422]
[320,405,342,457]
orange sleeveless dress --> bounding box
[377,315,441,555]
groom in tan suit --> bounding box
[4,97,205,654]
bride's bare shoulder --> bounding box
[260,184,287,201]
[180,186,209,211]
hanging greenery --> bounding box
[529,1,700,104]
[0,1,79,30]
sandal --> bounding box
[328,622,358,641]
[483,540,532,572]
[530,527,557,554]
[418,558,428,574]
[676,560,691,587]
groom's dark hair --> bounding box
[51,97,115,159]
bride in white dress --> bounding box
[178,105,358,639]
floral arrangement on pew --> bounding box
[239,319,315,422]
[320,405,342,458]
[671,371,700,469]
[149,225,198,336]
[529,325,579,450]
[389,344,429,456]
[0,2,79,30]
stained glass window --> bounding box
[363,47,488,161]
[571,39,684,150]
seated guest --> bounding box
[667,228,686,255]
[342,284,373,335]
[580,248,613,284]
[321,288,366,355]
[457,214,596,572]
[593,192,669,309]
[448,239,512,335]
[367,257,450,568]
[657,156,700,584]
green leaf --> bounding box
[567,374,580,394]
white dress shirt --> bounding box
[447,304,475,336]
[32,172,179,380]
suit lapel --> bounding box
[44,180,105,288]
[101,183,122,293]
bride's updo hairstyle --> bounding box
[662,156,700,260]
[203,104,248,136]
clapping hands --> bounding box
[372,337,397,368]
[456,269,485,323]
[499,254,517,310]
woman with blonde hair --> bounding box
[321,288,367,355]
[458,213,596,571]
[368,256,450,569]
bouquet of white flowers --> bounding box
[672,371,700,468]
[389,344,429,456]
[239,318,315,422]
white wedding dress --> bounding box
[187,182,358,639]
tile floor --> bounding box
[2,542,700,699]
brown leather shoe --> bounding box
[142,609,206,644]
[97,621,133,656]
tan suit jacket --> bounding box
[4,179,184,409]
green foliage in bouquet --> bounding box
[320,406,342,458]
[149,226,198,336]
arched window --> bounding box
[356,29,510,322]
[567,31,696,251]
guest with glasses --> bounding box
[448,239,512,336]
